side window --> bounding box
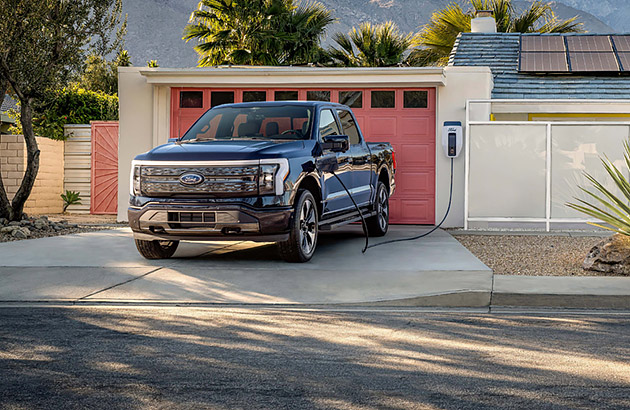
[337,110,361,145]
[318,109,340,138]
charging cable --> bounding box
[366,157,454,250]
[331,170,369,252]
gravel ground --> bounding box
[453,234,614,276]
[0,225,113,243]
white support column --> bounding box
[545,123,552,232]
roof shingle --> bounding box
[449,32,630,99]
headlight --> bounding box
[131,165,141,196]
[258,164,278,195]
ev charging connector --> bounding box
[442,121,463,158]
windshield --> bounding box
[180,105,313,141]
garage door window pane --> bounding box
[307,91,330,101]
[339,91,362,108]
[275,90,298,101]
[243,91,266,102]
[403,91,428,108]
[211,91,234,107]
[371,91,395,108]
[180,91,203,108]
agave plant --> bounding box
[61,190,82,213]
[567,140,630,235]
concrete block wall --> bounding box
[0,135,65,214]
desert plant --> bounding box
[410,0,583,66]
[567,140,630,235]
[183,0,334,66]
[61,190,82,213]
[327,22,412,67]
[147,60,159,67]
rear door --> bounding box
[336,108,372,206]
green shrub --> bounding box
[9,87,118,140]
[61,190,82,213]
[567,140,630,235]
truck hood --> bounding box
[135,139,309,162]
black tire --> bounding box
[366,181,389,237]
[278,190,318,263]
[135,239,179,259]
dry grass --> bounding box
[453,234,616,276]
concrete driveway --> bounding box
[0,226,491,306]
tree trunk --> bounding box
[8,98,40,221]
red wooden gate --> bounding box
[91,121,119,214]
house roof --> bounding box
[449,32,630,99]
[1,94,18,112]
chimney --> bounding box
[471,10,497,33]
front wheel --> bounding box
[278,190,318,263]
[135,239,179,259]
[366,181,389,237]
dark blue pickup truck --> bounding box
[128,101,395,262]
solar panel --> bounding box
[612,35,630,52]
[569,52,619,71]
[616,52,630,71]
[520,52,568,72]
[566,36,613,52]
[521,36,565,52]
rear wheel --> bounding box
[135,239,179,259]
[366,181,389,237]
[278,190,318,263]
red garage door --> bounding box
[170,88,436,224]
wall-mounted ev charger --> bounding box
[442,121,463,158]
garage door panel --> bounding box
[394,171,435,196]
[368,116,397,138]
[399,116,432,137]
[397,143,435,168]
[389,198,434,224]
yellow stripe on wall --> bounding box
[528,113,630,121]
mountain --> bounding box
[121,0,618,68]
[558,0,630,33]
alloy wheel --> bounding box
[378,187,389,231]
[299,198,317,255]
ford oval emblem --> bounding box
[179,173,205,186]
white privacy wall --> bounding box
[466,122,630,229]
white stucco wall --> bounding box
[117,67,155,221]
[116,66,494,226]
[436,66,493,227]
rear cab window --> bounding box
[336,109,361,145]
[318,109,341,139]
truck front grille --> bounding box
[140,166,259,197]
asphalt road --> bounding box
[1,307,629,410]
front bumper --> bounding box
[128,202,292,242]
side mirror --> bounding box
[321,135,350,153]
[168,137,179,143]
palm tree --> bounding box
[183,0,334,66]
[327,22,412,67]
[409,0,583,66]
